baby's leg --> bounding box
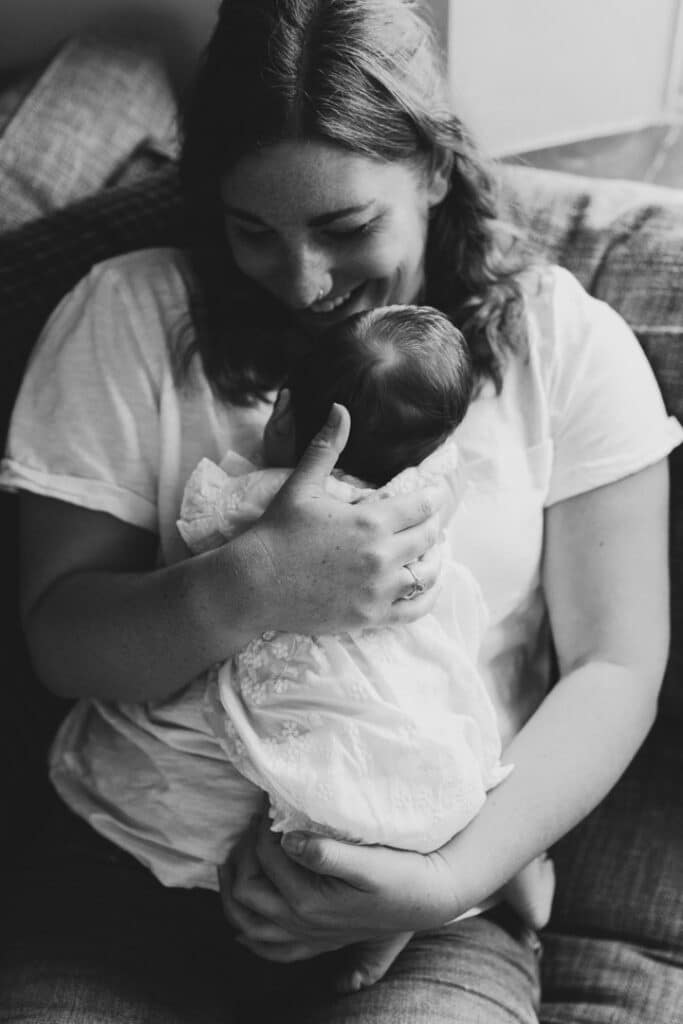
[500,854,556,931]
[334,931,414,994]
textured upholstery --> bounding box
[499,164,683,724]
[0,35,179,232]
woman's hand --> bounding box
[238,403,451,636]
[219,810,460,964]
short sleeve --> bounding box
[0,252,181,531]
[541,267,683,506]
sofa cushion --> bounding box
[0,35,179,232]
[499,165,683,726]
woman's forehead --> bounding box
[220,139,420,220]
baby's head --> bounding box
[264,305,473,486]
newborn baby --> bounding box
[178,305,555,989]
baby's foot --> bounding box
[335,931,413,994]
[503,854,556,931]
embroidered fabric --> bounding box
[179,439,513,853]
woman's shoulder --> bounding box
[77,246,192,311]
[23,247,196,402]
[517,262,588,323]
[515,261,626,381]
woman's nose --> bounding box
[277,242,332,309]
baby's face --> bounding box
[263,388,297,467]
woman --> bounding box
[0,0,679,1021]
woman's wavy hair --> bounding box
[179,0,530,404]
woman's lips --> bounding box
[309,288,354,313]
[305,282,367,319]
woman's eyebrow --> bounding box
[309,203,375,226]
[223,202,375,226]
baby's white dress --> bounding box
[178,438,512,855]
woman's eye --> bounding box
[327,219,378,241]
[230,222,273,243]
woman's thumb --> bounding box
[289,403,350,488]
[281,832,372,887]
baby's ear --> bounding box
[271,387,292,426]
[426,151,453,207]
[264,387,297,466]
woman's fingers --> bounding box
[392,511,443,563]
[382,479,451,533]
[222,872,294,941]
[252,816,329,909]
[279,829,401,891]
[391,541,443,600]
[219,822,295,937]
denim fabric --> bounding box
[541,932,683,1024]
[0,794,540,1024]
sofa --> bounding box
[1,160,681,1023]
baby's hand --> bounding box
[335,931,414,994]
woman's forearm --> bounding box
[24,534,269,702]
[437,659,659,918]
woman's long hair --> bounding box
[179,0,531,403]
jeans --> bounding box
[0,792,542,1024]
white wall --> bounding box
[448,0,682,156]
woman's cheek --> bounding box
[230,245,266,283]
[356,236,403,278]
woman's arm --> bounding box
[218,458,670,955]
[433,456,669,909]
[20,406,447,701]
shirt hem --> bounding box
[0,458,156,532]
[545,419,683,506]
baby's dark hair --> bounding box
[287,305,473,486]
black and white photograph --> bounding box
[0,2,681,1021]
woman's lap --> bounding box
[0,794,540,1024]
[294,913,541,1024]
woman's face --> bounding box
[220,139,448,336]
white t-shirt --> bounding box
[2,248,681,864]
